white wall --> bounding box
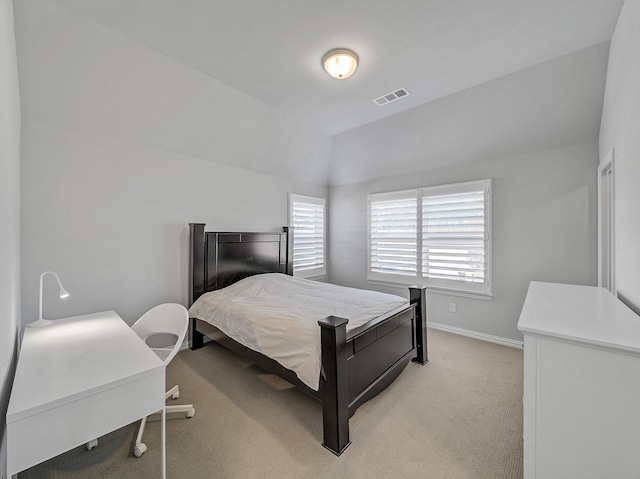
[599,0,640,314]
[329,144,598,341]
[330,43,609,186]
[14,0,332,186]
[0,0,20,474]
[328,45,606,341]
[15,0,330,326]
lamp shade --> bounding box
[323,49,358,79]
[28,271,70,328]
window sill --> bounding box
[367,279,493,301]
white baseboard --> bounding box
[428,321,523,349]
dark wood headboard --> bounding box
[188,224,293,306]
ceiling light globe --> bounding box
[322,49,358,80]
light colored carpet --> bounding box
[18,328,523,478]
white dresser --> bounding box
[518,281,640,479]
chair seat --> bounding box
[144,333,179,349]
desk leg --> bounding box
[161,406,166,479]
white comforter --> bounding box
[188,273,409,390]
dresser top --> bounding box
[518,281,640,353]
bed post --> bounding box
[189,223,206,306]
[409,286,428,365]
[318,316,351,456]
[282,226,294,276]
[189,223,206,350]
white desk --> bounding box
[518,282,640,479]
[7,311,166,477]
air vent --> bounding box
[373,87,410,106]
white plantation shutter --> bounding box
[368,180,492,297]
[422,185,486,283]
[289,194,326,277]
[369,191,417,281]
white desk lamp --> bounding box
[29,271,70,328]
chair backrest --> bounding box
[131,303,189,365]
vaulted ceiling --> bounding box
[52,0,624,135]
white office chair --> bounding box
[129,303,195,457]
[85,303,195,456]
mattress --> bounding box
[188,273,409,390]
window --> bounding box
[288,194,326,278]
[370,190,418,278]
[369,179,492,298]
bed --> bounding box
[187,223,428,455]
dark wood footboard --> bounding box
[318,286,427,455]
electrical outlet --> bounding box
[449,302,457,313]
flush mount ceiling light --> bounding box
[322,48,358,79]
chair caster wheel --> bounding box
[187,407,195,418]
[86,439,98,451]
[134,443,147,457]
[171,391,179,400]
